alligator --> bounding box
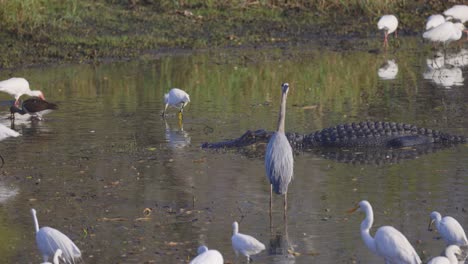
[201,121,466,150]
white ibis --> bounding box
[0,77,45,107]
[377,15,398,48]
[426,14,446,30]
[423,22,465,48]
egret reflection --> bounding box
[378,59,398,80]
[0,183,18,204]
[164,119,191,148]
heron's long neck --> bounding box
[233,224,238,235]
[277,91,288,133]
[32,212,40,233]
[360,207,377,254]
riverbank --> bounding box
[0,1,453,69]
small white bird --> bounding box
[348,200,421,264]
[31,209,82,264]
[231,221,265,262]
[444,5,468,23]
[423,22,465,47]
[428,211,468,246]
[162,88,190,117]
[377,15,398,48]
[426,14,446,30]
[427,245,461,264]
[0,77,45,107]
[40,249,62,264]
[189,245,223,264]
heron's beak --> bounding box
[428,219,435,232]
[346,205,359,214]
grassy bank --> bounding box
[0,0,454,69]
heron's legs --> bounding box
[284,192,288,219]
[383,31,388,48]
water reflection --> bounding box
[0,123,20,141]
[423,50,467,88]
[378,59,398,80]
[0,183,18,204]
[164,119,191,148]
[0,39,466,263]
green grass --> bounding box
[0,0,457,69]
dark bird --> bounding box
[10,98,58,121]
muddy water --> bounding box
[0,38,467,263]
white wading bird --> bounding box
[348,200,421,264]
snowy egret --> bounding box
[427,245,461,264]
[162,88,190,118]
[265,83,293,216]
[423,22,465,48]
[40,249,62,264]
[426,14,446,30]
[377,15,398,48]
[31,209,82,264]
[428,211,468,246]
[231,221,265,262]
[347,200,422,263]
[10,98,58,121]
[189,245,223,264]
[0,77,45,107]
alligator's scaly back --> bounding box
[301,121,465,148]
[202,121,465,150]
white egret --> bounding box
[426,14,446,30]
[347,200,422,264]
[427,245,461,264]
[162,88,190,118]
[10,98,58,121]
[40,249,63,264]
[0,77,45,107]
[231,221,265,262]
[423,22,465,47]
[31,209,82,264]
[377,15,398,48]
[265,83,293,215]
[428,211,468,246]
[189,245,223,264]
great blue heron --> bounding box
[377,15,398,48]
[189,245,224,264]
[265,83,293,216]
[347,200,422,264]
[427,245,461,264]
[428,211,468,246]
[231,221,265,262]
[162,88,190,118]
[0,77,45,107]
[31,209,82,264]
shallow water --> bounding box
[0,37,467,263]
